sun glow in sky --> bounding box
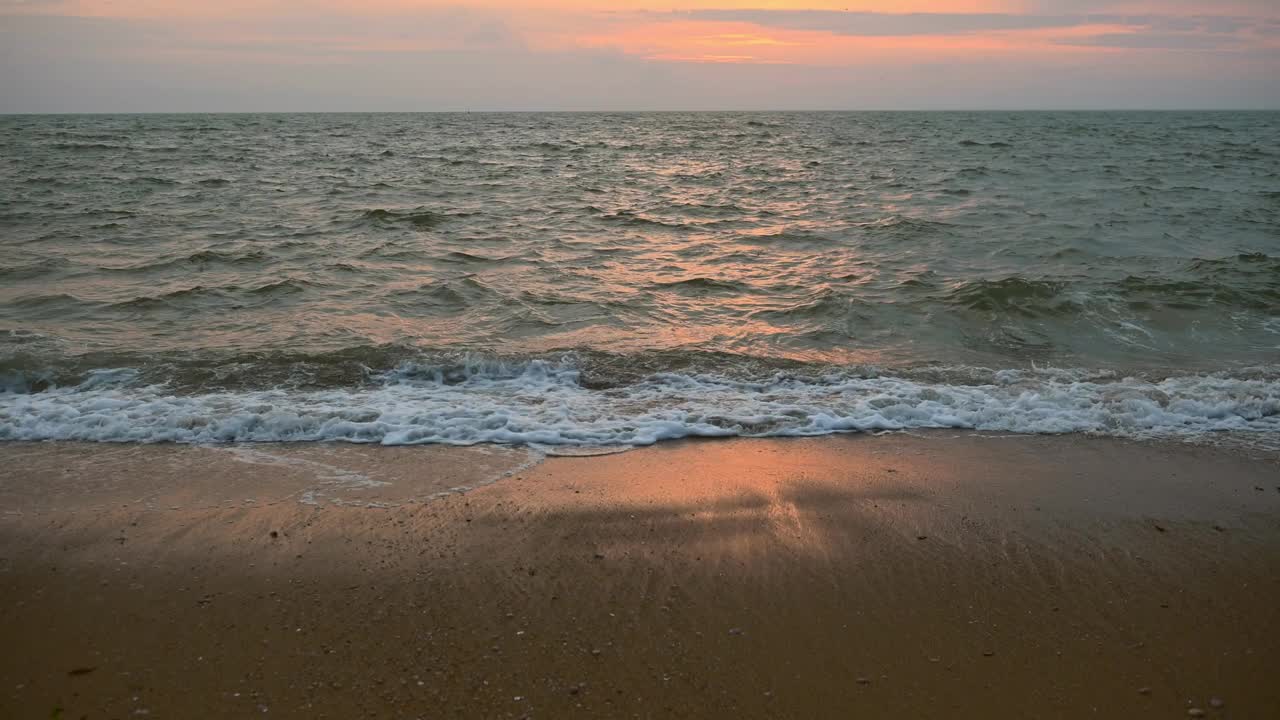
[1,1,1277,110]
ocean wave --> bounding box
[359,208,446,230]
[651,277,749,293]
[947,278,1077,315]
[387,277,498,308]
[10,292,88,309]
[0,344,430,394]
[438,250,520,264]
[0,258,72,281]
[1,358,1276,447]
[748,289,870,322]
[50,142,121,151]
[943,258,1280,316]
[855,215,955,237]
[736,229,837,247]
[596,210,686,229]
[1120,275,1279,310]
[102,248,272,273]
[108,278,314,310]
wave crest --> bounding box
[2,357,1276,447]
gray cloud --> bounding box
[0,0,65,9]
[1061,32,1247,50]
[658,9,1273,39]
[1027,1,1279,17]
[667,10,1083,35]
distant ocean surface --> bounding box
[2,111,1278,447]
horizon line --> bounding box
[3,107,1278,115]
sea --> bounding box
[1,111,1278,448]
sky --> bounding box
[1,1,1278,111]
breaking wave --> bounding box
[1,357,1276,447]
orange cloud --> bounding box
[8,1,1275,69]
[8,1,1027,19]
[570,15,1215,66]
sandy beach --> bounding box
[2,433,1278,719]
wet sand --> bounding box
[1,433,1278,719]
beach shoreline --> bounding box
[2,433,1278,718]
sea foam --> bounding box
[1,360,1277,447]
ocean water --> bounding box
[2,111,1278,447]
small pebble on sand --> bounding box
[1187,709,1205,718]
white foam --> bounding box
[1,361,1277,447]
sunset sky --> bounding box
[2,1,1278,111]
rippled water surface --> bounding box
[2,112,1278,445]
